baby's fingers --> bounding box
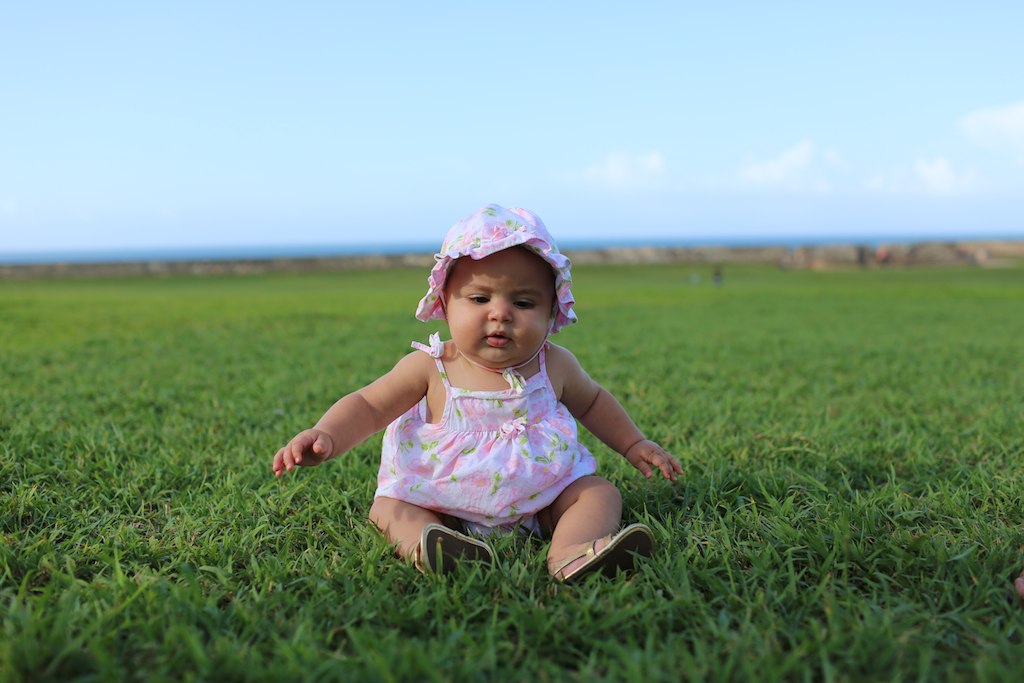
[660,452,684,480]
[634,459,655,479]
[272,447,293,476]
[287,431,321,466]
[290,441,305,466]
[645,448,681,482]
[275,439,307,475]
[651,455,675,481]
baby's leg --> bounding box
[369,496,443,559]
[541,475,622,575]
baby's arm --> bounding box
[550,344,682,481]
[272,350,432,477]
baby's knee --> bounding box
[574,475,622,508]
[595,477,622,508]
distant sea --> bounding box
[0,234,1016,266]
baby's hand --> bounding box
[272,429,335,477]
[625,440,683,482]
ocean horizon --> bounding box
[2,234,1021,266]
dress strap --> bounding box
[533,342,550,387]
[411,332,445,358]
[411,332,452,388]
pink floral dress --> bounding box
[375,340,597,533]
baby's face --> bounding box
[444,247,555,370]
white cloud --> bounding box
[865,157,978,195]
[914,158,965,193]
[739,140,839,192]
[960,101,1024,160]
[582,151,666,187]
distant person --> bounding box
[273,204,681,580]
[712,265,722,286]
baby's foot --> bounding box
[549,524,655,582]
[550,536,611,581]
[1014,571,1024,605]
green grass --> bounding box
[2,263,1023,681]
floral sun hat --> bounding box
[415,203,578,333]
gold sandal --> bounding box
[551,523,655,583]
[415,523,495,574]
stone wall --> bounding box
[779,240,1024,270]
[0,253,435,280]
[1,240,1021,280]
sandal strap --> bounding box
[412,540,426,573]
[550,538,603,578]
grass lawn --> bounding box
[2,262,1023,681]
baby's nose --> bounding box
[488,300,513,320]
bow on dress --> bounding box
[500,417,528,439]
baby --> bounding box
[273,204,681,581]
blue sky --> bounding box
[2,1,1023,254]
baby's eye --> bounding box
[514,300,536,309]
[468,295,489,304]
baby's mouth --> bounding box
[485,332,510,348]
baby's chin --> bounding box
[469,346,521,368]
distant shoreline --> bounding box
[1,239,1022,280]
[5,234,1024,266]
